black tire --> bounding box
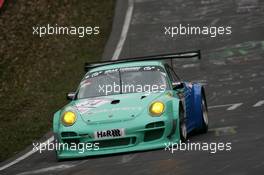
[200,94,209,133]
[179,104,188,142]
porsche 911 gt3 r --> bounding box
[53,50,208,160]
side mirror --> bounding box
[172,82,184,90]
[66,92,76,100]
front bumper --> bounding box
[55,117,180,159]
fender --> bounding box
[168,98,180,139]
[171,97,180,120]
[53,110,61,134]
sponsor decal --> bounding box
[75,98,111,114]
[94,128,125,139]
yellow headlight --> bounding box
[149,101,165,116]
[61,111,77,126]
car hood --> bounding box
[71,92,167,124]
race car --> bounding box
[53,50,208,160]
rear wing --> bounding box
[84,50,201,72]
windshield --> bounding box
[77,66,169,99]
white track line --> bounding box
[253,100,264,107]
[0,0,135,172]
[227,103,243,110]
[208,104,235,109]
[17,164,75,175]
[121,154,137,164]
[208,103,243,110]
[111,0,134,60]
[0,136,54,171]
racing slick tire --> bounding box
[200,94,209,133]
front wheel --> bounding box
[200,95,209,133]
[179,104,187,142]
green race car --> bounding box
[53,51,208,160]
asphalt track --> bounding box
[1,0,264,174]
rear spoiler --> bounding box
[84,50,201,72]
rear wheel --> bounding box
[200,95,208,133]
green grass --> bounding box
[0,0,115,162]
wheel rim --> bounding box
[202,99,208,126]
[181,122,187,139]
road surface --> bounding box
[1,0,264,174]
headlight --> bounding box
[149,101,165,116]
[61,111,77,126]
